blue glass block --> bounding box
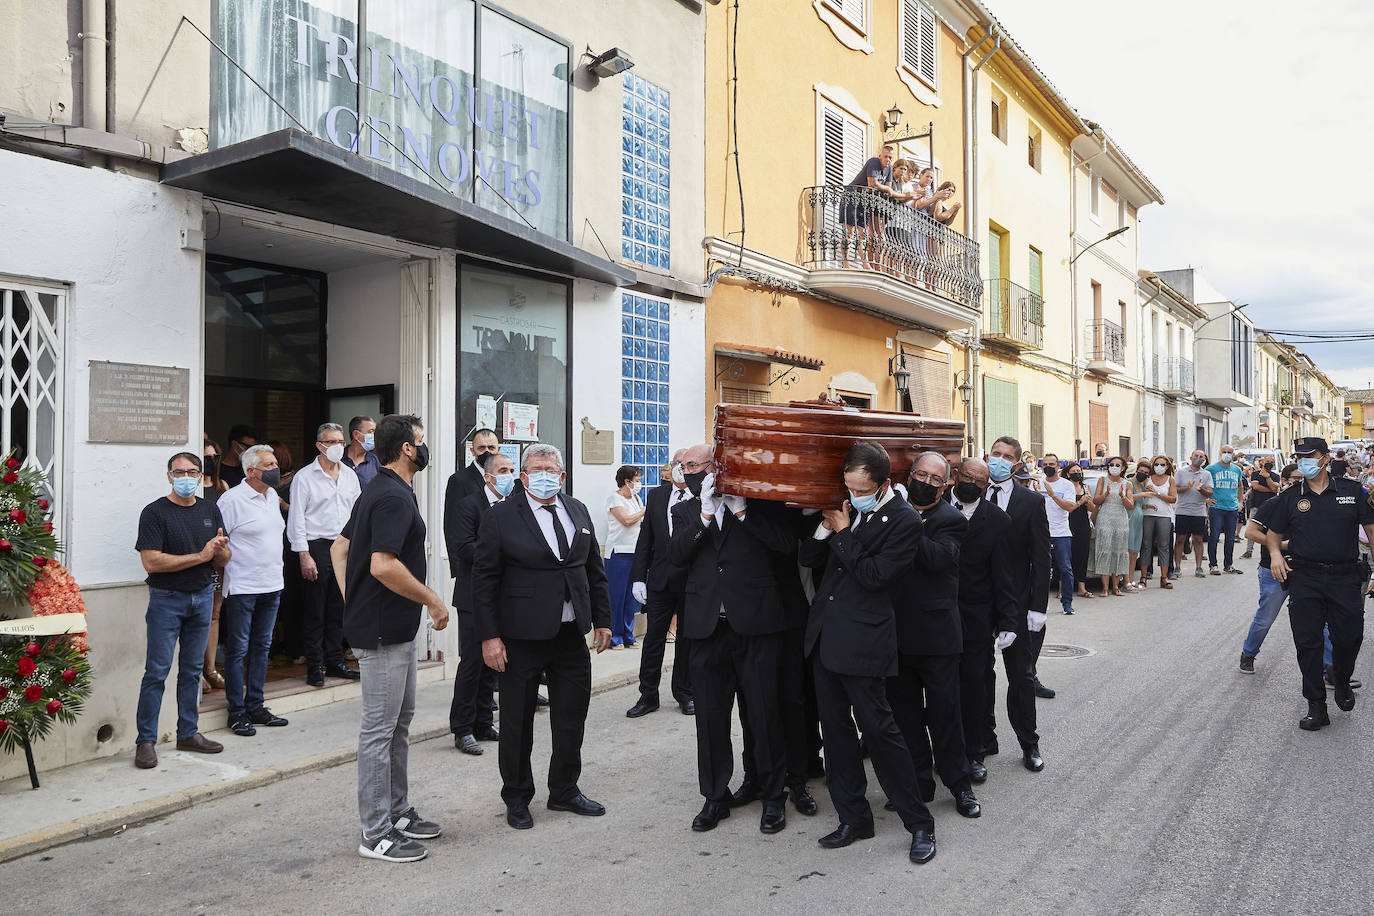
[647,186,659,206]
[633,136,645,157]
[653,378,667,402]
[646,248,659,268]
[660,323,670,342]
[634,317,646,336]
[630,157,642,179]
[635,77,647,97]
[621,399,633,421]
[622,357,633,378]
[622,379,633,399]
[633,200,646,221]
[646,321,658,341]
[622,90,633,111]
[622,295,635,314]
[622,316,633,336]
[657,446,669,464]
[621,335,633,357]
[647,105,659,126]
[660,150,669,170]
[658,425,669,444]
[635,424,647,442]
[645,165,657,186]
[634,359,646,378]
[646,144,658,166]
[621,175,633,195]
[644,404,656,423]
[657,359,670,380]
[622,134,633,154]
[622,422,633,441]
[660,131,670,151]
[633,179,646,198]
[633,242,647,263]
[647,341,659,361]
[621,152,633,176]
[634,118,646,139]
[649,228,661,247]
[645,299,658,319]
[644,207,657,227]
[620,239,633,259]
[632,219,645,240]
[646,361,658,381]
[660,404,671,424]
[660,343,670,363]
[634,97,646,117]
[622,198,633,218]
[659,209,670,230]
[659,170,670,189]
[633,401,645,420]
[635,298,647,316]
[647,467,660,486]
[621,217,633,241]
[660,249,671,270]
[622,445,633,464]
[633,337,646,358]
[646,383,657,401]
[660,108,670,129]
[634,381,646,400]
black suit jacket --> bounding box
[954,498,1020,640]
[472,494,611,642]
[895,499,966,656]
[802,496,924,678]
[668,498,797,640]
[1000,484,1051,628]
[448,489,498,610]
[629,481,689,594]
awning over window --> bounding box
[714,343,824,371]
[162,129,635,288]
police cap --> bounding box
[1291,437,1327,456]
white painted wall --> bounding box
[326,262,403,393]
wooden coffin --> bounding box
[713,400,966,508]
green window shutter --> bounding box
[983,377,1019,444]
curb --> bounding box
[0,662,649,864]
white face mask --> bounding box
[1153,464,1167,475]
[324,443,345,463]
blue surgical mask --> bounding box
[491,473,516,498]
[849,488,881,513]
[1220,453,1233,464]
[1298,458,1322,479]
[172,477,199,498]
[988,456,1014,482]
[362,433,375,452]
[525,470,562,499]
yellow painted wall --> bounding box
[1346,401,1367,440]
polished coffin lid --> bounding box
[713,401,965,508]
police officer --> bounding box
[1265,438,1374,731]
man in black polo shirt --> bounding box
[331,414,450,863]
[1265,437,1374,731]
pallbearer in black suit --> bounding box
[626,449,694,718]
[445,428,501,510]
[473,443,613,830]
[445,450,511,755]
[670,444,796,836]
[982,436,1050,773]
[804,442,937,865]
[888,452,980,819]
[946,458,1019,784]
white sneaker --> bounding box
[358,828,428,863]
[393,807,442,839]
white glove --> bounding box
[699,473,721,518]
[995,631,1017,650]
[631,582,647,604]
[1027,610,1047,633]
[723,493,746,514]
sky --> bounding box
[990,0,1374,390]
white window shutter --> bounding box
[821,104,866,186]
[901,1,938,87]
[918,4,937,85]
[843,117,865,183]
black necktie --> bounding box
[988,486,1001,504]
[542,504,571,561]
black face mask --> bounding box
[203,456,219,475]
[409,442,430,472]
[684,470,708,497]
[1043,465,1057,477]
[953,481,984,503]
[1068,474,1083,483]
[258,468,282,488]
[908,479,940,506]
[1135,471,1148,482]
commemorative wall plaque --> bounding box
[87,360,190,444]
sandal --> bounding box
[1078,591,1095,599]
[204,668,226,690]
[1160,577,1173,589]
[666,631,676,644]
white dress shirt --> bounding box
[986,480,1012,511]
[953,498,978,520]
[218,480,286,596]
[286,458,362,552]
[527,492,576,622]
[813,485,897,539]
[667,485,690,535]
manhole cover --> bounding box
[1040,643,1092,659]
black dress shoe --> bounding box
[818,823,875,849]
[247,707,288,727]
[760,803,786,834]
[506,805,534,829]
[692,801,730,832]
[730,779,759,807]
[789,785,818,816]
[547,793,606,816]
[324,664,361,681]
[679,699,696,716]
[909,829,937,864]
[535,693,550,708]
[1034,678,1057,699]
[1024,748,1045,772]
[473,725,500,741]
[455,734,482,755]
[1300,701,1331,731]
[955,789,981,818]
[626,697,660,718]
[306,668,325,687]
[969,760,988,784]
[1334,678,1357,712]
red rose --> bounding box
[42,522,53,532]
[25,642,40,657]
[1,472,16,484]
[0,685,7,700]
[8,509,25,524]
[24,685,43,702]
[0,719,8,735]
[33,556,47,567]
[61,669,77,684]
[4,456,19,469]
[16,657,36,677]
[45,699,62,715]
[0,539,10,553]
[38,499,49,510]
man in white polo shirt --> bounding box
[218,444,290,737]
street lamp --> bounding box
[889,354,910,394]
[1069,226,1130,265]
[882,104,904,134]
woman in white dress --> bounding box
[604,464,646,648]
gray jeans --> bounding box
[355,640,417,841]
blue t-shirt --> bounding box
[1206,461,1243,511]
[847,156,892,189]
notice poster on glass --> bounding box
[504,402,540,442]
[498,443,522,466]
[475,394,498,433]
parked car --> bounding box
[1236,447,1286,470]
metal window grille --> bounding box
[1,280,64,518]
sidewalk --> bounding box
[0,642,661,863]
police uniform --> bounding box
[1265,438,1374,723]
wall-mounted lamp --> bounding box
[882,103,904,134]
[589,47,635,78]
[954,370,974,405]
[889,354,910,394]
[1097,382,1105,396]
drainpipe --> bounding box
[962,28,998,454]
[80,0,108,167]
[1069,123,1108,458]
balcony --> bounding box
[1083,318,1126,375]
[983,278,1044,351]
[1164,357,1194,395]
[803,185,983,331]
[1293,387,1314,415]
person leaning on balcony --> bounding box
[930,181,961,226]
[841,144,896,268]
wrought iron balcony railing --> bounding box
[1164,356,1194,392]
[983,278,1044,350]
[1084,318,1125,366]
[803,185,983,308]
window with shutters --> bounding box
[0,280,64,517]
[1028,247,1043,298]
[818,100,867,187]
[721,385,772,406]
[823,0,867,34]
[1028,403,1045,457]
[902,346,950,417]
[1027,121,1042,172]
[983,377,1018,445]
[1118,436,1132,458]
[899,0,938,90]
[1089,402,1109,456]
[990,86,1008,143]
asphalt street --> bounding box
[9,562,1374,916]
